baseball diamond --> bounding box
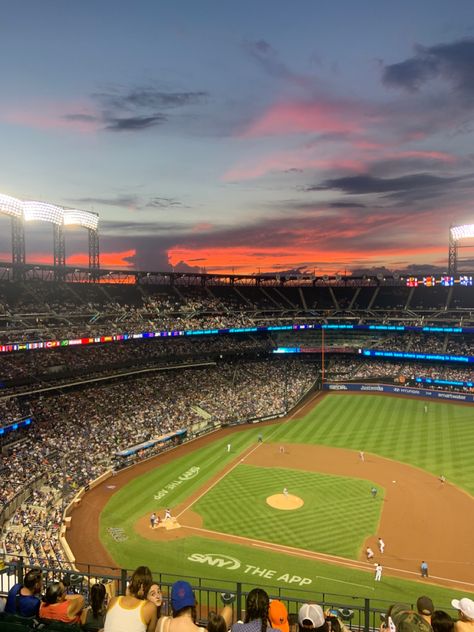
[67,392,474,606]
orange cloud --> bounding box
[66,249,136,268]
[240,101,361,138]
[168,244,445,276]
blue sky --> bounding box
[1,1,474,274]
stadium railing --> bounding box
[0,557,434,632]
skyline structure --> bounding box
[2,1,474,275]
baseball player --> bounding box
[165,508,172,520]
[227,443,231,452]
[366,547,374,560]
[374,563,383,581]
[371,487,377,498]
[378,537,385,554]
[150,512,157,529]
[283,487,289,497]
[359,451,365,462]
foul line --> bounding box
[176,441,263,519]
[177,414,298,520]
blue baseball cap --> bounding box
[171,581,195,611]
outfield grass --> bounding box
[100,394,474,606]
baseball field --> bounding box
[68,393,474,609]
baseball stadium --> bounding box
[1,198,474,630]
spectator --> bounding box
[451,598,474,632]
[104,565,157,632]
[298,604,327,632]
[231,588,281,632]
[82,582,107,631]
[268,600,289,632]
[432,611,455,632]
[416,597,434,625]
[39,580,84,624]
[389,604,432,632]
[147,583,163,612]
[4,567,43,617]
[156,580,205,632]
[208,610,232,632]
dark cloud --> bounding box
[65,83,208,133]
[146,197,187,209]
[310,173,463,195]
[382,38,474,99]
[328,201,367,208]
[101,219,188,234]
[72,195,139,208]
[63,113,98,123]
[104,113,167,131]
[243,38,311,88]
[94,87,208,111]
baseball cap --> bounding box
[390,604,432,632]
[171,580,195,612]
[416,597,434,616]
[298,604,325,628]
[451,598,474,620]
[269,600,289,632]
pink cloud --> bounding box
[239,101,362,138]
[0,100,99,133]
[389,150,457,164]
[223,149,366,181]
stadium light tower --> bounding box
[448,223,474,275]
[23,200,65,279]
[63,209,100,274]
[0,193,26,279]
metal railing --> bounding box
[0,557,427,632]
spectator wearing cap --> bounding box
[298,604,328,632]
[451,598,474,632]
[104,565,157,632]
[269,600,289,632]
[389,603,432,632]
[231,588,281,632]
[5,568,43,617]
[432,611,455,632]
[417,597,434,624]
[156,580,206,632]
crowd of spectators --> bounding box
[0,358,318,564]
[2,566,473,632]
[2,279,474,345]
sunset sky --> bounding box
[2,1,474,275]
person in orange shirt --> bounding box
[39,581,84,624]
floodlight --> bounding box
[63,209,99,230]
[23,200,63,224]
[0,193,23,217]
[450,224,474,241]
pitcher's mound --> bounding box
[266,494,304,510]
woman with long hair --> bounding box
[82,583,108,631]
[104,566,157,632]
[231,588,280,632]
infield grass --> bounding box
[100,394,474,606]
